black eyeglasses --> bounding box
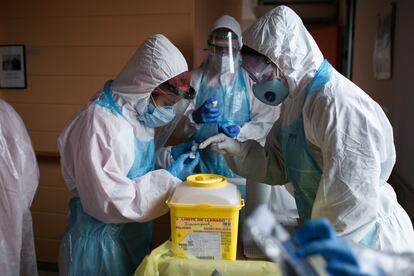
[159,82,195,100]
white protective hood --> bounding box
[112,34,188,113]
[211,15,242,47]
[242,6,324,96]
[58,35,189,225]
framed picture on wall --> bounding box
[0,45,27,89]
[374,3,395,80]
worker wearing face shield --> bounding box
[167,16,279,197]
[200,6,414,253]
[58,34,199,276]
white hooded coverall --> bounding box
[225,6,414,252]
[0,99,39,276]
[180,15,279,150]
[58,34,187,275]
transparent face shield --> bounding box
[207,31,240,74]
[152,73,195,149]
[154,98,191,149]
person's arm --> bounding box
[155,141,197,169]
[225,122,288,185]
[173,100,199,140]
[238,72,280,145]
[155,146,174,169]
[74,117,181,224]
[306,92,381,242]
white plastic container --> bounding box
[169,174,240,206]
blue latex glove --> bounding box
[171,141,196,160]
[167,152,200,181]
[218,124,240,138]
[192,97,220,124]
[294,219,362,276]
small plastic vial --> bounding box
[189,143,199,159]
[205,100,218,109]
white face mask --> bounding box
[247,62,289,106]
[252,78,289,106]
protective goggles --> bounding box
[241,54,275,83]
[158,82,195,100]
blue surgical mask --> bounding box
[252,78,289,106]
[138,98,176,128]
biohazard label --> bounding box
[175,217,233,259]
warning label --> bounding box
[185,232,221,260]
[175,216,233,258]
[176,217,232,232]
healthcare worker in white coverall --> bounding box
[0,99,39,276]
[200,6,414,252]
[58,34,199,275]
[168,15,281,200]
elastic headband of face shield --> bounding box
[207,31,240,51]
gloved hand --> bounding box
[294,219,362,276]
[192,97,220,124]
[199,133,241,156]
[171,141,196,160]
[167,152,200,181]
[218,124,240,138]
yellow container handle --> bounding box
[186,174,227,188]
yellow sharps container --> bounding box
[166,174,244,260]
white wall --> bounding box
[353,0,414,215]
